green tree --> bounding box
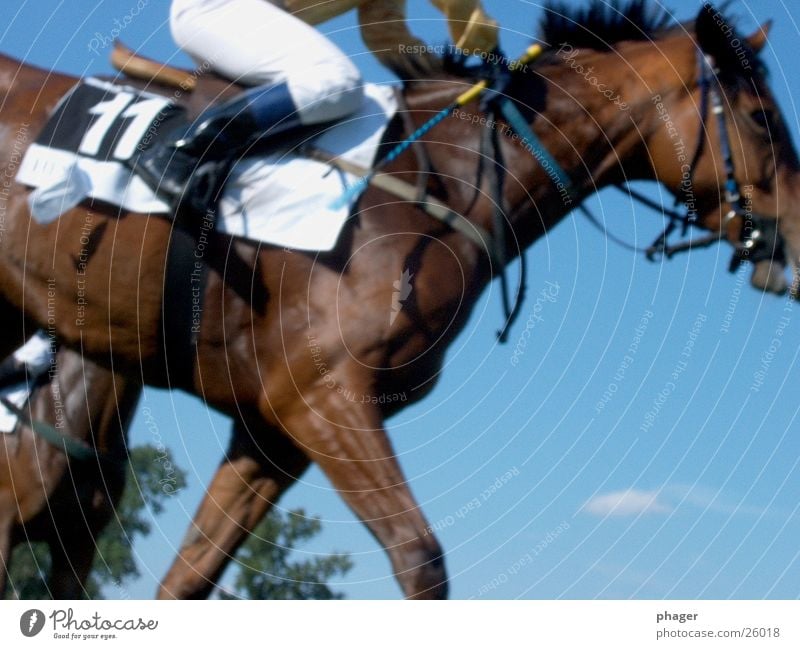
[7,448,352,600]
[5,543,51,600]
[219,508,353,600]
[6,444,186,599]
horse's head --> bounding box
[388,1,800,296]
[644,4,800,294]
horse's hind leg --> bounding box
[49,530,95,599]
[157,420,310,599]
[0,294,37,361]
[280,390,447,599]
[0,510,12,598]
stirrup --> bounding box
[129,144,199,203]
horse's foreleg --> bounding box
[281,391,447,599]
[157,421,309,599]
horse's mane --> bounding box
[542,0,766,83]
[539,0,673,50]
[386,0,765,86]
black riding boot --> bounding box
[134,82,302,201]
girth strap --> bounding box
[160,161,225,389]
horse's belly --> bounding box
[2,198,169,370]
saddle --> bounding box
[111,41,199,93]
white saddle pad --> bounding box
[217,84,397,251]
[16,80,397,252]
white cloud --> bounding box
[583,489,672,517]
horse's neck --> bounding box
[487,45,687,250]
[400,62,656,253]
[528,56,658,199]
[530,39,696,198]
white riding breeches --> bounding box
[12,330,53,372]
[170,0,363,124]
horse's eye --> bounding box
[750,108,776,131]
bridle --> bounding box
[341,42,786,342]
[482,44,786,338]
[641,48,785,272]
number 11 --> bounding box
[78,92,171,160]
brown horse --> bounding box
[0,343,139,598]
[0,2,798,598]
[0,340,307,599]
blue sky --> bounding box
[2,0,800,599]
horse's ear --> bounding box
[695,3,760,74]
[695,3,731,60]
[746,20,772,53]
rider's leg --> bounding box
[139,0,363,197]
